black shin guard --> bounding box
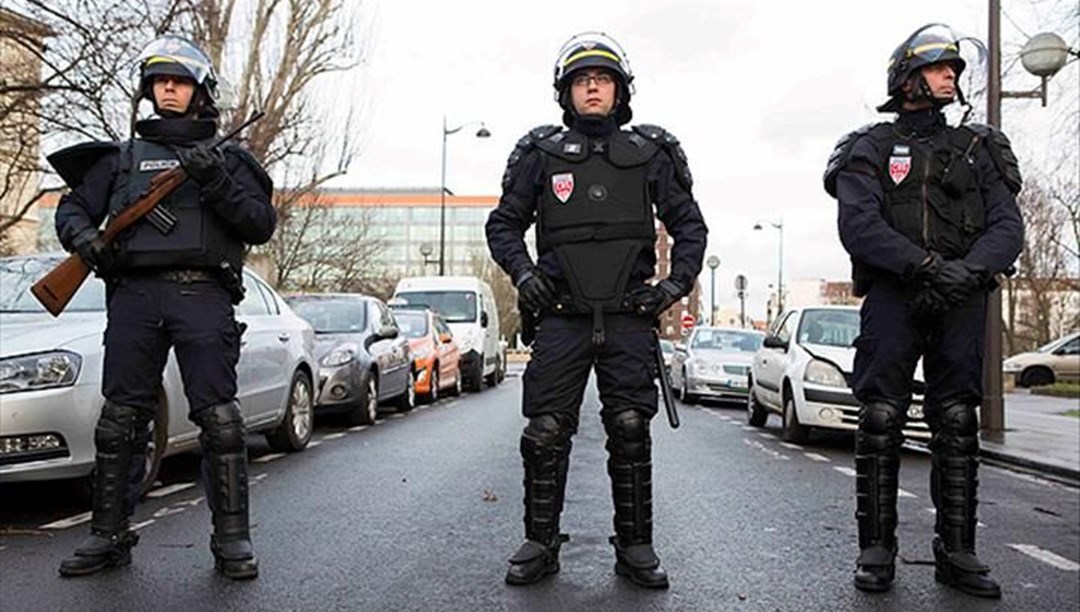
[853,401,904,592]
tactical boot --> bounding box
[931,452,1000,598]
[853,403,903,593]
[197,402,259,580]
[505,434,571,585]
[606,411,669,589]
[58,402,148,577]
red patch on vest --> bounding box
[551,172,574,203]
[888,156,911,185]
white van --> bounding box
[393,276,505,392]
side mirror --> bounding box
[763,335,788,350]
[438,332,453,344]
[480,311,489,328]
[377,325,398,340]
[674,343,687,353]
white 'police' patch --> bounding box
[892,144,910,156]
[139,159,181,172]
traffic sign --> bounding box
[735,274,748,292]
[681,313,695,330]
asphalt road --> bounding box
[1,372,1078,611]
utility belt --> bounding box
[117,263,245,304]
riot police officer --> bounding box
[55,36,275,580]
[486,32,707,589]
[824,24,1024,598]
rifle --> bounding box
[654,329,680,429]
[31,111,264,316]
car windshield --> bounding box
[0,257,106,313]
[393,310,428,339]
[395,291,477,323]
[798,309,860,347]
[660,339,674,354]
[1035,334,1077,353]
[691,329,762,353]
[287,298,367,333]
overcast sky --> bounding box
[322,0,1077,319]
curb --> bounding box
[978,447,1080,487]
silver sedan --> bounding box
[670,327,764,404]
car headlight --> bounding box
[804,360,847,388]
[1002,360,1022,373]
[321,349,355,367]
[0,351,82,394]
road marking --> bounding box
[308,440,323,447]
[718,415,731,421]
[898,489,917,498]
[321,432,346,441]
[40,512,92,530]
[443,401,459,408]
[923,508,984,526]
[254,452,287,464]
[347,425,369,432]
[728,421,742,426]
[390,414,406,419]
[174,497,204,508]
[744,438,790,461]
[152,506,186,519]
[741,426,757,431]
[0,546,6,552]
[131,520,155,531]
[1008,544,1080,571]
[251,473,268,482]
[780,442,803,450]
[145,482,196,498]
[757,432,777,440]
[834,466,857,477]
[804,452,830,462]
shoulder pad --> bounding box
[632,124,692,189]
[46,141,121,189]
[823,123,886,197]
[502,125,560,191]
[964,123,1022,195]
[608,130,658,168]
[223,144,273,197]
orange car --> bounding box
[391,306,462,403]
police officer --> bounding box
[55,36,275,580]
[824,24,1023,598]
[486,32,707,589]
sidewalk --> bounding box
[979,391,1080,484]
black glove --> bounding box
[516,268,556,313]
[177,144,228,187]
[932,259,983,306]
[73,230,116,274]
[626,278,685,319]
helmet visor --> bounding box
[133,36,215,87]
[554,31,633,88]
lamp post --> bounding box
[753,219,784,317]
[440,115,491,276]
[983,2,1074,440]
[419,242,437,273]
[735,274,748,329]
[706,255,720,326]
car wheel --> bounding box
[681,371,698,405]
[395,370,416,412]
[448,367,463,397]
[425,368,439,404]
[781,393,809,444]
[1019,366,1055,388]
[266,370,314,452]
[467,356,484,393]
[348,375,378,425]
[747,384,768,428]
[486,355,504,387]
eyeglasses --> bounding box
[571,72,614,88]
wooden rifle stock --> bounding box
[30,111,264,317]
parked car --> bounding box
[659,339,675,375]
[1003,331,1080,387]
[286,294,414,424]
[393,276,505,392]
[390,305,462,403]
[747,305,930,443]
[0,254,317,492]
[670,327,764,404]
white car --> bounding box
[747,305,929,443]
[1003,332,1080,387]
[670,327,764,404]
[0,254,318,491]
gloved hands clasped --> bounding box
[177,144,228,188]
[910,253,987,317]
[626,278,685,320]
[516,268,556,313]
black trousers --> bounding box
[852,281,987,417]
[102,276,242,416]
[522,313,659,421]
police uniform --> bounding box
[56,36,274,580]
[486,33,707,589]
[823,24,1023,598]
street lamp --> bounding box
[983,3,1076,440]
[440,115,491,276]
[753,219,784,317]
[706,255,720,326]
[419,242,437,272]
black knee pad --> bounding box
[604,410,650,463]
[95,402,145,453]
[858,400,905,453]
[194,401,246,454]
[523,413,575,448]
[931,402,979,455]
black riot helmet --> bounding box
[878,24,986,114]
[552,32,635,126]
[133,35,219,118]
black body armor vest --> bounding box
[108,139,243,271]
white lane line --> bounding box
[40,511,92,530]
[251,473,268,482]
[174,497,204,508]
[347,425,369,432]
[320,432,346,441]
[718,415,732,421]
[145,482,196,498]
[780,442,803,451]
[922,508,985,527]
[804,452,831,462]
[0,546,7,552]
[152,507,186,519]
[443,401,459,408]
[728,421,743,426]
[131,520,155,531]
[1008,544,1080,571]
[254,452,287,464]
[743,438,790,461]
[389,413,406,419]
[741,426,757,431]
[757,432,777,440]
[898,489,917,499]
[308,440,323,447]
[834,466,857,477]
